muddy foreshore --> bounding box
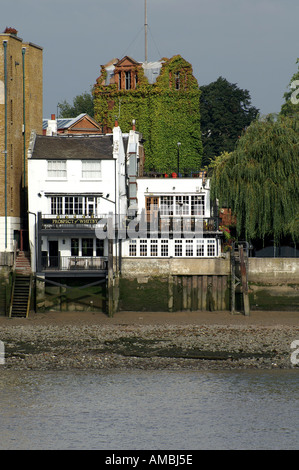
[1,310,298,371]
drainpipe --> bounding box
[22,47,26,189]
[3,40,8,250]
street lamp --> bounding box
[177,142,181,176]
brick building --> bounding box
[42,113,103,136]
[0,28,43,252]
[93,55,203,172]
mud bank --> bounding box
[0,310,298,371]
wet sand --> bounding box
[0,310,298,371]
[1,309,298,327]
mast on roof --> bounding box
[145,0,148,63]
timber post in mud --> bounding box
[107,239,114,317]
[107,239,119,317]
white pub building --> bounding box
[28,120,222,287]
[27,125,128,279]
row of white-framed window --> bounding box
[146,195,205,217]
[50,195,98,216]
[128,238,218,258]
[160,195,205,216]
[47,160,101,179]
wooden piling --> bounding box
[239,245,250,316]
[107,239,114,317]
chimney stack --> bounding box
[46,114,57,136]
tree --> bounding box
[200,77,259,166]
[58,91,94,118]
[280,58,299,118]
[210,115,299,243]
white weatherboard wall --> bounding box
[136,177,211,215]
[28,157,117,273]
[121,176,222,258]
[28,158,116,216]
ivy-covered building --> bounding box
[93,55,203,173]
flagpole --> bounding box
[144,0,148,62]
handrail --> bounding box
[8,271,16,318]
[26,275,32,318]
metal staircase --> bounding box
[231,242,250,315]
[9,251,32,318]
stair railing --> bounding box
[8,271,16,318]
[26,275,32,318]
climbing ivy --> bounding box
[93,55,203,172]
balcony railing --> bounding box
[39,213,220,237]
[41,256,108,271]
[142,216,220,234]
[141,169,208,178]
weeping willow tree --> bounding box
[210,116,299,243]
[280,58,299,118]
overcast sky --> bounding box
[2,0,299,118]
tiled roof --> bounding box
[31,135,114,160]
[42,113,90,130]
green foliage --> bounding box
[93,55,203,171]
[210,116,299,242]
[280,58,299,118]
[200,77,259,166]
[58,90,94,118]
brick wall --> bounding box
[0,32,42,250]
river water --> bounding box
[0,369,298,450]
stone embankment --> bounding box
[0,311,298,371]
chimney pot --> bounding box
[51,114,56,120]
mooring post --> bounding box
[168,275,174,312]
[107,239,114,317]
[239,245,250,316]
